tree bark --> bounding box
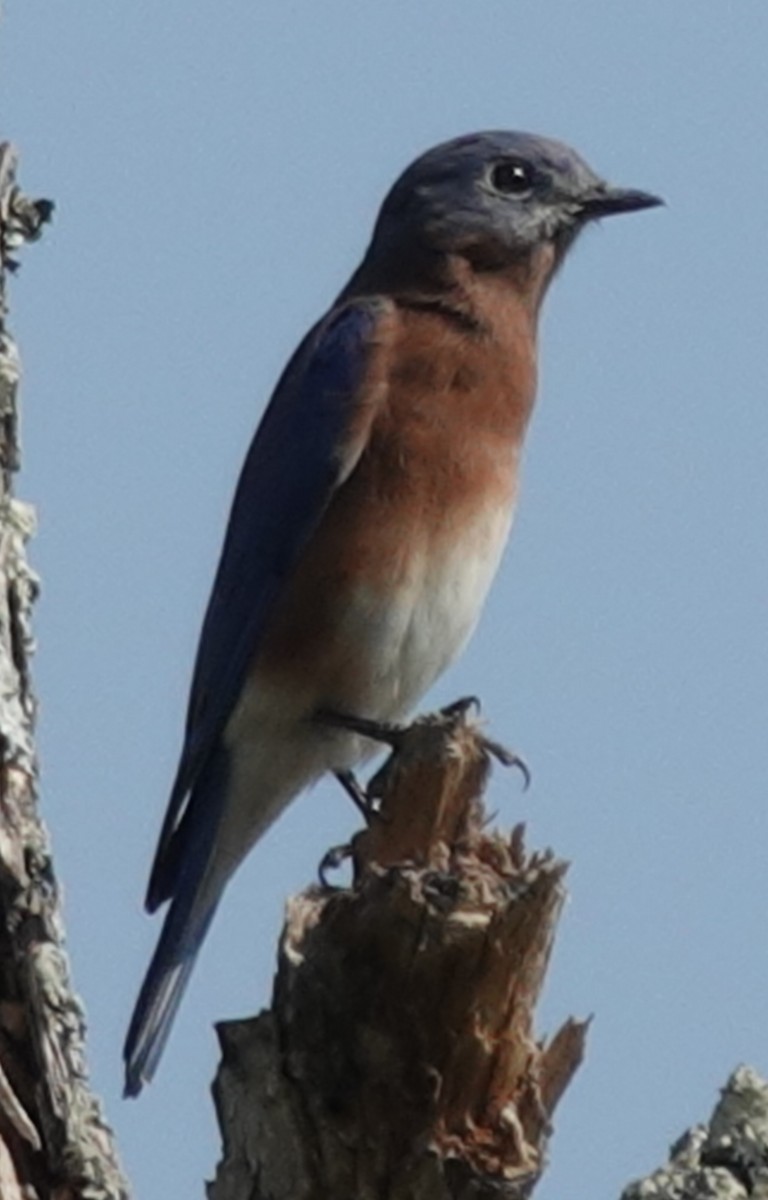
[0,142,129,1200]
[209,705,588,1200]
[621,1065,768,1199]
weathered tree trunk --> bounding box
[0,142,129,1200]
[209,705,588,1200]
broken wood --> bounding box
[209,705,587,1200]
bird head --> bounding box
[371,131,662,272]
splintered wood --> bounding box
[211,707,587,1200]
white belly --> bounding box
[356,500,515,719]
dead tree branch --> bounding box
[0,140,129,1200]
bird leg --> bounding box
[334,767,377,821]
[314,707,404,820]
[315,708,405,748]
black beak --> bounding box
[580,185,664,219]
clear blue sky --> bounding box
[3,2,768,1196]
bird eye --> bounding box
[489,159,535,196]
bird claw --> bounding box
[318,842,353,888]
[483,738,531,789]
[440,695,481,719]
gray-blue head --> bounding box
[371,131,661,269]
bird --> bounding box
[123,130,661,1095]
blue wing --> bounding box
[145,299,385,912]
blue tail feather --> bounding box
[123,889,219,1097]
[124,750,229,1096]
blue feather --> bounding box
[146,299,382,912]
[124,300,383,1094]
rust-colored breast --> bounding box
[329,283,537,565]
[257,283,539,684]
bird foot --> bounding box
[317,700,530,789]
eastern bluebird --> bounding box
[123,130,661,1095]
